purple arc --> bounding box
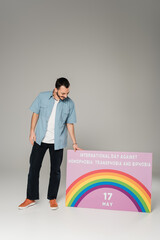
[74,185,141,212]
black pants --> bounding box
[26,141,63,200]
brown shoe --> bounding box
[50,199,58,210]
[18,198,36,210]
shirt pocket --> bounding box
[40,105,48,117]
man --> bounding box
[18,77,82,210]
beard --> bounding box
[56,91,65,100]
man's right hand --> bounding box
[29,131,36,145]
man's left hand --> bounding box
[73,143,83,152]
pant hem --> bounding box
[27,197,39,200]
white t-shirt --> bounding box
[42,99,59,143]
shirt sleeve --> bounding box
[66,100,77,124]
[29,93,41,114]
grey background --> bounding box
[1,0,160,175]
[0,1,160,240]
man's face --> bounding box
[55,86,70,100]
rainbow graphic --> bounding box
[65,169,151,212]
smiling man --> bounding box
[18,77,82,210]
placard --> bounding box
[65,150,152,212]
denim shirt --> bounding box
[29,90,77,150]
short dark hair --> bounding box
[55,77,70,90]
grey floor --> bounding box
[0,170,160,240]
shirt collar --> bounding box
[49,90,54,100]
